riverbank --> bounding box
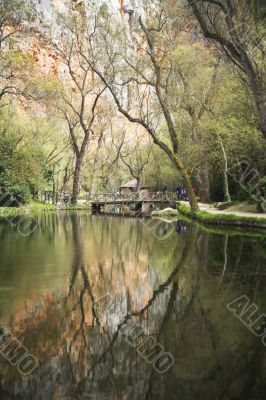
[0,203,56,217]
[0,202,91,217]
[177,202,266,230]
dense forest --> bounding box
[1,2,266,399]
[0,0,265,211]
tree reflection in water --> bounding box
[0,213,265,399]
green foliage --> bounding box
[143,144,180,190]
[170,35,266,202]
[0,107,61,204]
[0,140,43,204]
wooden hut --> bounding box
[119,179,138,196]
[120,179,155,199]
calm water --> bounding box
[0,212,266,399]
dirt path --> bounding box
[179,201,266,219]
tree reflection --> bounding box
[0,214,265,399]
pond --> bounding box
[0,212,266,400]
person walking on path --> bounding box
[176,186,182,200]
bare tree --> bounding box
[177,56,232,202]
[187,0,266,139]
[114,132,152,190]
[0,0,29,104]
[56,14,107,204]
[81,6,199,211]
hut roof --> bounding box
[120,179,153,189]
[120,179,137,189]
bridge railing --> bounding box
[86,192,177,204]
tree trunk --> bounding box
[222,167,231,203]
[191,121,211,202]
[198,136,210,202]
[253,85,266,139]
[136,176,140,192]
[245,63,266,139]
[174,153,199,213]
[218,133,231,202]
[62,163,70,195]
[199,161,211,202]
[71,134,90,205]
[52,166,56,205]
[72,156,83,205]
[253,170,264,213]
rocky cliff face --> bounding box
[25,0,144,40]
[17,0,145,76]
[25,0,71,39]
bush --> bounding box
[0,130,46,205]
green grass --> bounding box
[0,207,24,217]
[179,212,266,239]
[28,201,57,211]
[0,201,92,217]
[0,201,57,217]
[177,204,266,229]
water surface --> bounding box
[0,213,265,399]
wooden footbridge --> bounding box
[86,192,177,211]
